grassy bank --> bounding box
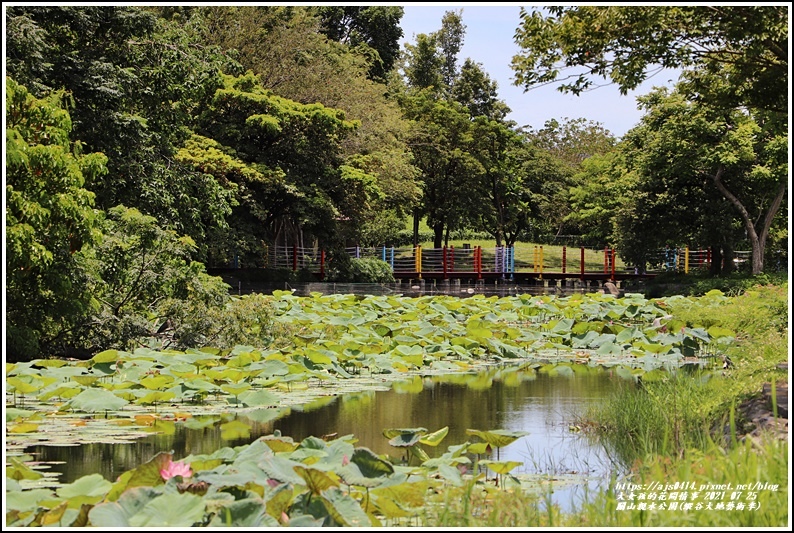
[422,280,790,527]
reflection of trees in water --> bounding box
[30,370,617,483]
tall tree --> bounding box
[177,72,362,265]
[524,118,616,241]
[511,5,788,115]
[5,77,107,360]
[5,6,235,257]
[452,59,511,122]
[400,90,481,248]
[615,87,787,275]
[401,32,444,93]
[468,117,548,247]
[314,5,405,81]
[436,9,466,90]
[195,6,421,247]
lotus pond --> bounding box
[5,290,735,527]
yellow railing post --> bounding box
[685,246,690,274]
[539,246,544,279]
[415,245,422,278]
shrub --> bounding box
[348,257,396,283]
[325,254,395,283]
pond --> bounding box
[26,366,630,512]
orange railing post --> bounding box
[562,246,567,274]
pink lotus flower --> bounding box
[160,459,192,481]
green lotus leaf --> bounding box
[91,350,121,364]
[349,447,394,477]
[7,376,44,394]
[221,383,252,397]
[5,488,54,514]
[394,344,423,357]
[111,452,172,497]
[135,391,176,405]
[370,478,428,516]
[140,375,174,390]
[220,420,251,440]
[419,426,449,447]
[210,498,278,527]
[479,459,523,475]
[6,457,44,481]
[383,427,428,448]
[633,341,670,355]
[707,326,735,339]
[127,491,206,527]
[89,486,161,526]
[465,429,529,449]
[67,388,129,412]
[595,341,623,356]
[32,358,69,368]
[251,359,290,376]
[8,422,40,434]
[71,375,101,386]
[237,389,278,407]
[320,486,372,527]
[6,407,37,422]
[56,473,113,505]
[293,465,339,495]
[687,327,711,343]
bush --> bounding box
[348,257,396,283]
[325,254,395,283]
[72,206,235,354]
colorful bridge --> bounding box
[251,245,740,285]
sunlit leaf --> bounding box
[220,420,251,440]
[293,465,339,494]
[209,498,278,527]
[465,429,529,449]
[383,427,427,447]
[480,459,523,474]
[418,426,448,447]
[67,388,129,412]
[92,350,121,364]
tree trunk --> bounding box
[709,245,722,276]
[412,209,420,248]
[433,221,444,249]
[722,242,735,275]
[712,165,787,275]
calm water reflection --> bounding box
[28,367,629,509]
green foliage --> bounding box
[314,5,405,81]
[586,283,788,465]
[5,6,236,251]
[77,205,234,353]
[5,77,107,361]
[326,257,396,283]
[614,86,787,274]
[512,6,787,115]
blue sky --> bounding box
[399,4,680,139]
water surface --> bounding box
[28,368,628,510]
